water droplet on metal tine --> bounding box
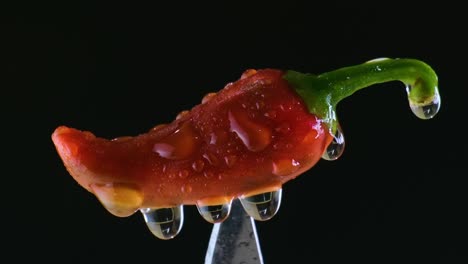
[141,205,184,240]
[197,200,233,223]
[239,189,282,221]
[406,85,441,119]
[322,125,345,161]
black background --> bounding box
[3,2,467,263]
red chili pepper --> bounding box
[52,58,440,239]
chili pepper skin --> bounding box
[52,69,333,216]
[52,58,440,220]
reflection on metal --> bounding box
[205,199,264,264]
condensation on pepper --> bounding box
[52,58,440,240]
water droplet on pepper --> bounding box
[224,155,238,167]
[255,101,265,110]
[264,110,277,119]
[272,159,300,176]
[181,184,192,193]
[406,85,441,119]
[204,171,214,179]
[239,189,282,221]
[150,124,167,132]
[141,206,184,240]
[90,182,143,217]
[203,152,219,166]
[322,125,345,161]
[176,110,190,120]
[178,170,189,179]
[192,159,205,172]
[196,198,233,223]
[153,122,200,160]
[241,69,257,79]
[209,129,228,145]
[275,122,291,134]
[111,136,132,142]
[228,110,272,152]
[202,92,217,104]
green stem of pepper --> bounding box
[283,58,439,132]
